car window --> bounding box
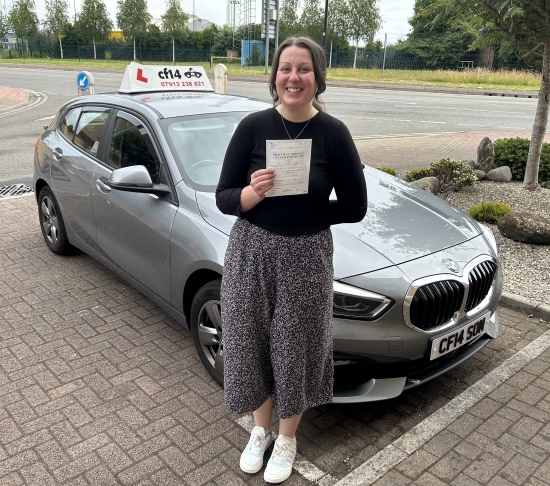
[108,116,160,184]
[60,107,81,141]
[74,110,109,157]
[162,112,248,191]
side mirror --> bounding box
[107,166,171,197]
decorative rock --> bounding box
[474,169,486,180]
[542,181,550,189]
[461,160,476,168]
[497,212,550,244]
[412,176,440,194]
[476,137,495,172]
[486,166,512,182]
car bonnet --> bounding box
[195,167,481,279]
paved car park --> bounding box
[1,193,550,485]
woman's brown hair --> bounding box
[268,36,326,112]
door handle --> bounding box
[96,177,112,193]
[52,148,63,160]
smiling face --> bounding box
[275,46,317,116]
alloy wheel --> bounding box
[40,196,59,245]
[197,299,224,374]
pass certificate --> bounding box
[266,139,312,197]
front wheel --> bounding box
[190,279,224,386]
[37,187,74,255]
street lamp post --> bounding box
[322,0,328,51]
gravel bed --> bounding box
[438,181,550,305]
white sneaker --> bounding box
[239,425,273,474]
[264,434,297,484]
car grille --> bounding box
[465,260,497,312]
[410,280,464,331]
[408,258,497,332]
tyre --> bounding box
[37,187,74,255]
[190,279,224,385]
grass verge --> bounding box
[0,57,541,91]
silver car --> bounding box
[33,89,503,403]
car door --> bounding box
[51,106,110,251]
[92,110,177,304]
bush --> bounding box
[494,137,550,182]
[403,167,432,182]
[404,158,477,191]
[377,167,397,176]
[430,158,477,191]
[468,201,513,224]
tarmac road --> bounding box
[0,65,548,185]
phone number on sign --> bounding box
[160,81,205,87]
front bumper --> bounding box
[332,311,498,403]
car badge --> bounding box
[444,258,460,273]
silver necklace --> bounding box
[280,113,313,140]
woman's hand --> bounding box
[240,168,276,212]
[250,168,275,197]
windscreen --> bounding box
[162,112,250,192]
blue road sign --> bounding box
[77,72,89,90]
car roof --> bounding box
[68,91,272,119]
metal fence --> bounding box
[1,40,539,72]
[2,42,212,63]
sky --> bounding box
[33,0,415,44]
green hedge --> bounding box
[494,138,550,182]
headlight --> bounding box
[333,281,394,320]
[480,224,498,256]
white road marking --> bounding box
[457,123,485,127]
[235,415,337,485]
[420,120,445,124]
[353,131,463,141]
[335,328,550,485]
[36,115,55,121]
[394,105,524,114]
[0,90,48,118]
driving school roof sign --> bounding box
[118,62,214,93]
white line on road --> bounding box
[235,415,337,485]
[36,115,55,121]
[335,328,550,486]
[420,120,445,124]
[457,123,485,127]
[394,105,523,114]
[0,90,48,118]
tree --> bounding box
[279,0,300,40]
[79,0,113,59]
[7,0,39,55]
[162,0,188,63]
[335,0,382,68]
[0,11,8,43]
[433,0,549,190]
[44,0,70,59]
[211,25,233,56]
[300,0,323,44]
[116,0,151,61]
[398,0,477,68]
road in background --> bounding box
[0,66,547,184]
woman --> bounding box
[215,36,368,483]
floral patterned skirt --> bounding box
[221,218,334,419]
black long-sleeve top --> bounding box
[215,107,368,236]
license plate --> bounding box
[430,312,490,360]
